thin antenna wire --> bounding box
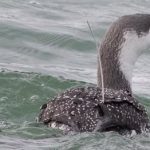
[87,21,105,103]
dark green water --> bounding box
[0,0,150,149]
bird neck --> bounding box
[97,30,150,94]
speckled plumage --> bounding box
[38,87,149,133]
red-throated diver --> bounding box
[38,14,150,134]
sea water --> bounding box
[0,0,150,149]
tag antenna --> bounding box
[87,21,105,103]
